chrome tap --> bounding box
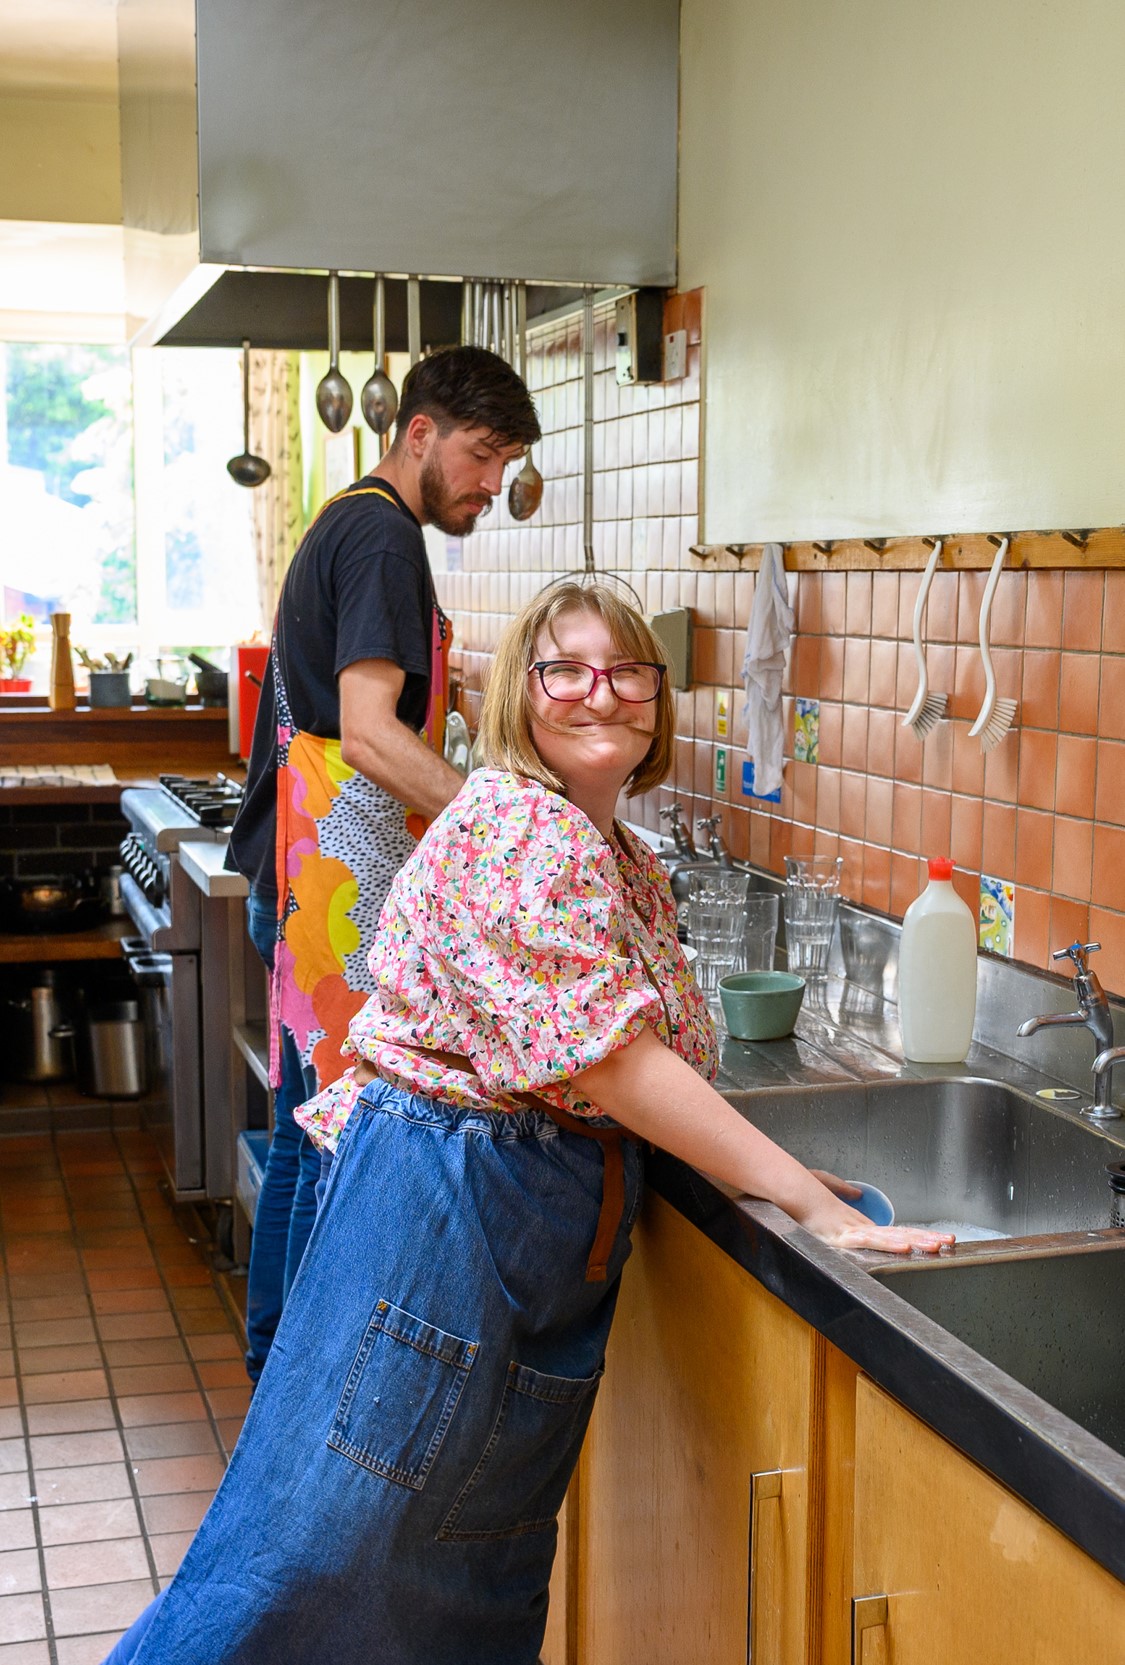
[1016,941,1120,1120]
[696,814,735,868]
[658,802,697,861]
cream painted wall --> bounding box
[680,0,1125,541]
[0,95,121,224]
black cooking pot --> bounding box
[0,873,106,934]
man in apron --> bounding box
[227,344,540,1381]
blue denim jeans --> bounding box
[101,1080,642,1665]
[243,887,320,1383]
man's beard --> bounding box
[419,451,492,537]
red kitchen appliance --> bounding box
[235,643,270,759]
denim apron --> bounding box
[101,1080,644,1665]
[269,485,451,1090]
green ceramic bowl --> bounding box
[718,971,806,1041]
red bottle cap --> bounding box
[928,857,954,880]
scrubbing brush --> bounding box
[969,536,1018,752]
[901,537,948,739]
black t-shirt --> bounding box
[227,478,433,893]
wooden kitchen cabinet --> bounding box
[851,1377,1125,1665]
[571,1193,816,1665]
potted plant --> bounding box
[0,614,36,692]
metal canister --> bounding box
[1107,1162,1125,1229]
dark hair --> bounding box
[392,345,541,448]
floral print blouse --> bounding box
[294,769,718,1151]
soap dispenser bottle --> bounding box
[898,857,977,1063]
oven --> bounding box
[118,777,242,1200]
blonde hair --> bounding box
[477,582,674,798]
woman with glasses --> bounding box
[103,583,950,1665]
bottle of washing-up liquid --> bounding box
[898,858,978,1063]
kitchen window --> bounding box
[1,341,259,675]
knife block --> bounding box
[48,612,77,711]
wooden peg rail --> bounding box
[688,526,1125,572]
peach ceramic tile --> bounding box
[816,767,841,833]
[788,635,821,699]
[839,773,867,841]
[870,573,900,640]
[1024,571,1064,649]
[1098,655,1125,742]
[868,639,898,708]
[845,572,872,635]
[1052,817,1093,901]
[816,701,842,768]
[1103,571,1125,653]
[1019,651,1060,730]
[1055,734,1096,813]
[982,734,1019,804]
[820,572,847,633]
[897,572,921,639]
[795,572,821,634]
[1014,808,1054,891]
[990,570,1026,648]
[952,643,986,724]
[925,570,959,643]
[950,795,983,870]
[956,570,986,645]
[1062,570,1105,651]
[838,838,866,895]
[891,783,922,855]
[815,638,843,704]
[768,818,795,870]
[865,777,893,844]
[951,867,981,917]
[1058,653,1100,735]
[920,723,953,792]
[890,852,924,918]
[842,639,869,705]
[1092,824,1125,914]
[791,761,817,827]
[1087,906,1125,997]
[920,791,952,859]
[892,724,923,786]
[861,843,891,913]
[1094,740,1125,826]
[1048,896,1090,956]
[951,723,986,797]
[981,802,1016,880]
[1011,729,1058,812]
[749,811,772,866]
[1014,888,1051,972]
[866,709,897,778]
[841,705,869,773]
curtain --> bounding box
[248,349,304,632]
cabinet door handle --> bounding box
[747,1468,783,1663]
[852,1594,889,1663]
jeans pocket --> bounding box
[327,1299,478,1489]
[438,1360,603,1541]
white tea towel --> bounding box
[741,543,794,798]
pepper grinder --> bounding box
[48,612,76,710]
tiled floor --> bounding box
[0,1123,249,1664]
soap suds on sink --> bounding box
[903,1219,1009,1242]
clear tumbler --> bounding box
[784,855,843,978]
[686,869,750,994]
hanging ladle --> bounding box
[226,340,271,488]
[360,275,398,435]
[508,283,543,521]
[315,271,353,432]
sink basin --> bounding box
[722,1077,1125,1238]
[872,1245,1125,1454]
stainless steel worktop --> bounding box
[650,911,1125,1584]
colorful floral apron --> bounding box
[270,485,450,1091]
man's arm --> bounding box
[339,659,465,820]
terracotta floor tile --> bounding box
[132,1454,225,1497]
[18,1345,102,1379]
[88,1291,168,1319]
[94,1313,177,1345]
[0,1450,23,1482]
[194,1361,245,1391]
[149,1530,193,1579]
[54,1637,121,1665]
[204,1386,250,1420]
[23,1403,115,1439]
[0,1388,16,1414]
[0,1479,31,1514]
[6,1277,85,1304]
[20,1372,108,1408]
[83,1270,159,1296]
[0,1639,50,1664]
[34,1464,133,1510]
[37,1500,141,1548]
[28,1431,124,1471]
[184,1334,240,1364]
[74,1230,149,1253]
[0,1593,46,1646]
[161,1267,210,1290]
[49,1578,154,1639]
[114,1392,208,1429]
[216,1417,245,1457]
[123,1423,219,1462]
[11,1318,95,1358]
[44,1536,150,1591]
[0,1550,40,1598]
[175,1312,230,1338]
[108,1365,195,1400]
[140,1491,209,1535]
[101,1339,186,1372]
[0,1519,34,1556]
[81,1250,155,1277]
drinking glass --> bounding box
[686,869,750,994]
[740,893,779,972]
[784,855,843,978]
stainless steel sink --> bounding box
[722,1076,1125,1237]
[872,1244,1125,1454]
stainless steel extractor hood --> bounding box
[118,0,679,347]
